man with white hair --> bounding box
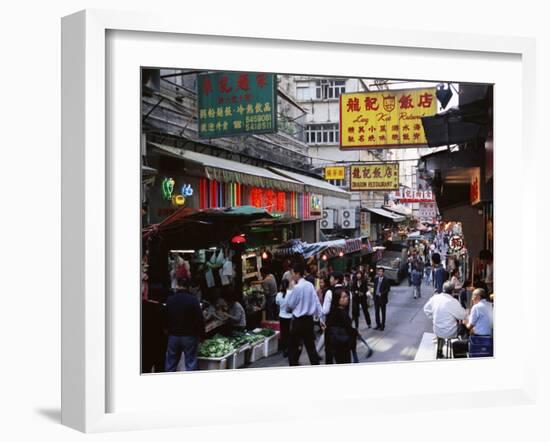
[423,281,467,358]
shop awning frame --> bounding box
[268,167,351,199]
[149,142,304,193]
[365,207,406,222]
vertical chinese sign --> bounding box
[339,88,437,149]
[350,163,399,190]
[198,72,277,138]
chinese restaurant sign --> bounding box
[198,72,277,138]
[339,88,437,149]
[324,166,346,180]
[350,163,399,190]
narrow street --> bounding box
[248,278,434,369]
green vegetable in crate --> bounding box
[253,328,276,337]
[198,336,235,358]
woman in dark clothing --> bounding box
[351,271,372,329]
[326,287,357,364]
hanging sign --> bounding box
[448,234,465,253]
[198,72,277,138]
[324,166,346,180]
[350,162,399,190]
[470,168,481,205]
[339,88,437,149]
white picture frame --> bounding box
[62,9,537,433]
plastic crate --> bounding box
[245,340,265,363]
[262,331,280,357]
[227,345,250,369]
[197,351,234,370]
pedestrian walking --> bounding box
[351,271,372,329]
[164,277,206,371]
[431,252,447,294]
[276,278,293,357]
[411,265,422,299]
[326,287,357,364]
[285,263,324,366]
[372,268,391,331]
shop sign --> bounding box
[161,177,175,200]
[181,184,194,197]
[418,203,437,222]
[470,168,481,205]
[360,211,371,237]
[310,194,322,218]
[392,187,434,202]
[339,88,437,149]
[324,166,346,180]
[198,72,277,138]
[448,234,465,253]
[350,162,399,190]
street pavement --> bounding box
[248,278,435,368]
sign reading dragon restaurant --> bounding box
[350,163,399,191]
[339,88,437,149]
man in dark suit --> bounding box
[373,268,391,331]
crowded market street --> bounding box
[249,278,435,368]
[140,68,494,373]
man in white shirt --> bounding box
[285,263,324,366]
[423,281,467,358]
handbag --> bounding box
[328,326,352,347]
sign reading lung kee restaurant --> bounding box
[198,72,277,138]
[339,88,437,149]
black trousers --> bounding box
[279,317,291,355]
[353,295,372,328]
[324,329,334,364]
[373,296,386,328]
[288,315,320,366]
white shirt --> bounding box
[285,278,323,318]
[322,283,343,317]
[276,290,293,319]
[468,299,493,335]
[423,293,466,338]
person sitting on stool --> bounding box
[423,281,467,359]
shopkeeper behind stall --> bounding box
[225,294,247,333]
[258,267,278,321]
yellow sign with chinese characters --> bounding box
[324,166,346,180]
[339,88,437,149]
[350,163,399,190]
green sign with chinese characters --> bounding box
[198,72,277,138]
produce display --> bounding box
[198,329,273,358]
[232,331,265,347]
[198,335,235,358]
[253,328,275,337]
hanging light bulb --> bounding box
[321,254,328,261]
[262,251,268,260]
[338,251,344,257]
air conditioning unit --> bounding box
[320,209,335,230]
[339,208,357,229]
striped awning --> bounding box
[149,142,304,193]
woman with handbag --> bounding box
[326,287,357,364]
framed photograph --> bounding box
[62,9,537,433]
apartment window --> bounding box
[315,79,346,100]
[306,123,340,145]
[296,85,311,101]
